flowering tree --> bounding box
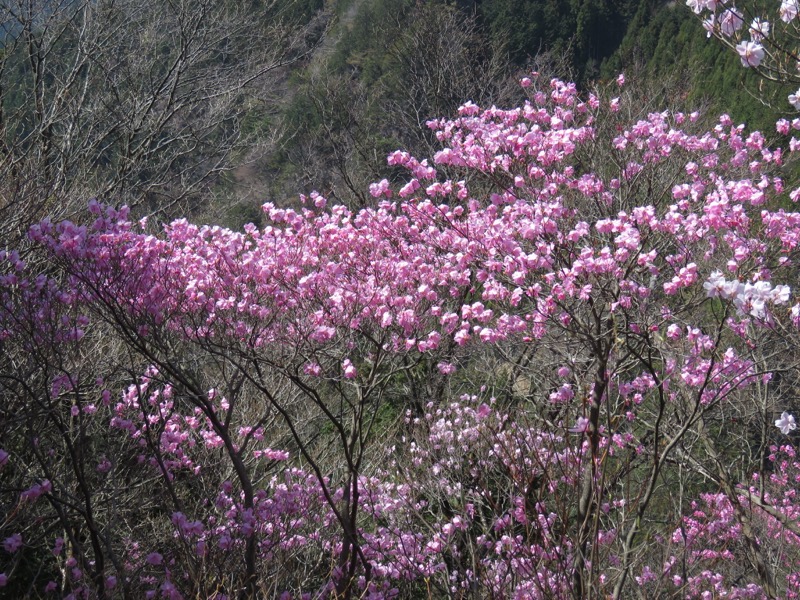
[3,72,800,598]
[684,0,800,109]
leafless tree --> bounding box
[0,0,316,244]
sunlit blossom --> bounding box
[781,0,800,22]
[719,7,744,36]
[776,411,797,434]
[748,18,769,41]
[569,416,590,433]
[735,41,765,67]
[790,89,800,109]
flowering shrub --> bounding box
[2,73,800,598]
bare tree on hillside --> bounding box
[0,0,316,244]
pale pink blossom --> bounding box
[781,0,799,22]
[437,362,456,375]
[718,7,744,36]
[748,18,769,41]
[735,41,765,67]
[342,359,357,379]
[776,411,796,434]
[790,89,800,109]
[569,416,590,433]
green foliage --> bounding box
[475,0,641,81]
[602,2,792,133]
[477,0,573,64]
[328,0,416,83]
[269,0,325,23]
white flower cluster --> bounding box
[703,271,791,318]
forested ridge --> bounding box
[4,1,800,599]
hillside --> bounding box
[241,0,793,221]
[4,1,800,598]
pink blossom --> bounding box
[368,179,392,199]
[748,18,769,41]
[550,384,575,403]
[9,73,800,599]
[569,416,590,433]
[253,448,290,461]
[735,41,765,67]
[303,362,321,377]
[718,7,744,36]
[791,89,800,110]
[476,403,491,419]
[437,362,456,375]
[781,0,799,23]
[342,359,357,379]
